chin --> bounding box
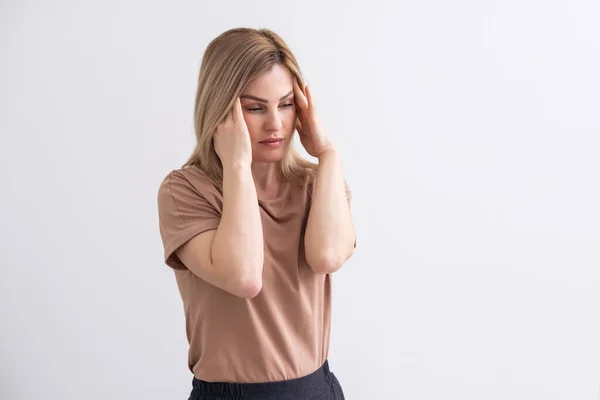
[252,151,286,164]
[252,140,290,163]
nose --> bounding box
[264,109,283,132]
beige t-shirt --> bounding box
[157,164,351,383]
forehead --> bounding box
[243,64,293,96]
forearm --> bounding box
[304,148,355,273]
[212,164,264,289]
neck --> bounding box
[251,161,282,191]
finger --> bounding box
[293,77,308,110]
[229,98,237,124]
[232,97,243,124]
[305,85,315,112]
[295,117,304,136]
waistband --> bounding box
[191,360,334,398]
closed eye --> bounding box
[246,103,294,112]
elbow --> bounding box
[237,277,262,299]
[213,259,263,299]
[217,250,264,298]
[308,243,355,274]
[308,252,344,274]
[233,262,263,299]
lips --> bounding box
[259,138,283,143]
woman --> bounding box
[157,27,356,400]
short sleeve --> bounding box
[157,170,222,270]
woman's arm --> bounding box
[176,99,263,299]
[212,163,264,294]
[304,148,356,274]
[176,164,264,299]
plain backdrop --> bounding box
[1,1,599,399]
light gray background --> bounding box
[1,1,599,399]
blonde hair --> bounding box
[182,27,317,188]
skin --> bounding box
[239,64,298,198]
[237,64,356,274]
[176,64,355,300]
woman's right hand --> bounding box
[214,97,252,168]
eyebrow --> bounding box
[240,90,293,103]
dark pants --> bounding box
[188,360,345,400]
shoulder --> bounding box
[159,165,220,196]
[159,164,216,186]
[157,165,223,211]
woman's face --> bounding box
[240,64,297,163]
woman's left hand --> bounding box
[293,77,335,158]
